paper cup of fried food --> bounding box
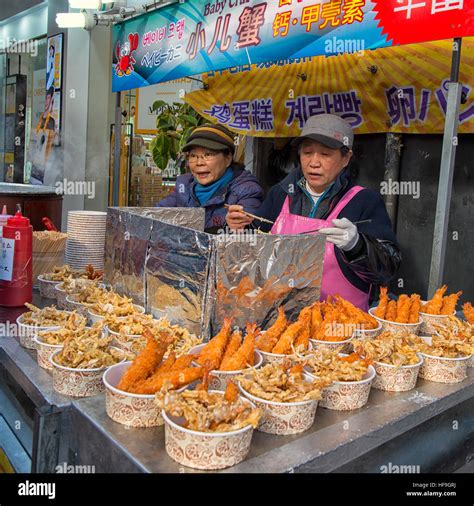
[352,333,423,392]
[237,362,328,435]
[189,342,263,391]
[305,350,375,411]
[16,304,80,350]
[352,321,383,340]
[160,384,261,470]
[88,304,145,325]
[34,336,64,371]
[54,280,105,309]
[418,287,461,335]
[369,307,422,336]
[309,337,353,354]
[50,328,126,397]
[38,274,62,299]
[65,294,90,316]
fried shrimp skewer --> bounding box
[220,323,258,371]
[220,330,242,370]
[374,287,389,319]
[197,317,232,369]
[256,307,287,352]
[117,329,173,391]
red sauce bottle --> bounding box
[0,211,33,307]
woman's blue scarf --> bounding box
[194,167,234,205]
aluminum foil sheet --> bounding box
[120,207,205,231]
[145,219,213,337]
[104,208,153,306]
[211,232,326,333]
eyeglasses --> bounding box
[187,152,219,163]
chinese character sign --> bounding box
[185,38,474,136]
[112,0,474,91]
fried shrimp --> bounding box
[440,291,462,315]
[220,323,258,371]
[131,366,205,395]
[272,320,303,354]
[374,287,389,319]
[408,294,421,323]
[220,330,242,370]
[256,307,287,352]
[196,317,232,369]
[463,303,474,324]
[423,285,448,314]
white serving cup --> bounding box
[419,352,471,384]
[368,307,422,335]
[33,335,64,371]
[37,275,61,299]
[88,304,145,325]
[352,321,383,340]
[16,314,61,350]
[309,337,352,354]
[162,391,256,470]
[372,354,423,392]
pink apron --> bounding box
[271,186,369,311]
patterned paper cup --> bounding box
[37,275,61,299]
[162,391,256,470]
[54,284,69,309]
[369,307,422,336]
[105,326,143,355]
[33,335,63,371]
[352,321,383,340]
[257,340,313,366]
[189,344,263,391]
[238,373,318,435]
[65,295,90,316]
[88,304,145,326]
[309,337,353,354]
[308,365,376,411]
[103,361,186,428]
[419,311,455,336]
[372,355,423,392]
[16,315,61,350]
[419,353,470,384]
[50,347,125,397]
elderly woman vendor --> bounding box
[156,123,263,234]
[226,114,401,311]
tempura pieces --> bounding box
[37,320,89,346]
[373,289,422,324]
[238,361,330,403]
[22,304,85,327]
[305,349,372,382]
[432,316,474,346]
[422,286,462,315]
[43,264,102,282]
[462,303,474,325]
[196,321,259,372]
[158,382,262,433]
[117,328,175,391]
[352,332,421,366]
[255,307,287,352]
[54,324,125,369]
[196,318,233,369]
[410,334,472,359]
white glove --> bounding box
[318,218,360,251]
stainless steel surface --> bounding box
[0,183,59,195]
[70,370,474,473]
[428,78,462,296]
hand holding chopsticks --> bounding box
[224,204,274,225]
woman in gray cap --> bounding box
[157,123,264,234]
[226,114,401,311]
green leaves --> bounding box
[151,101,206,174]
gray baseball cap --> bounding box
[291,114,354,150]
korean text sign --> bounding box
[112,0,474,92]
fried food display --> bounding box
[116,328,203,394]
[88,291,139,318]
[410,334,472,359]
[311,296,378,341]
[305,349,372,382]
[158,381,262,433]
[21,304,84,327]
[54,324,125,369]
[422,285,462,315]
[255,307,287,352]
[57,277,102,295]
[432,316,474,346]
[352,332,421,366]
[463,303,474,325]
[42,264,103,282]
[373,288,422,323]
[237,361,330,403]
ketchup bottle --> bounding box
[0,208,33,307]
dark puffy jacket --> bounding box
[254,168,401,297]
[156,163,264,233]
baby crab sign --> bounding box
[115,33,139,77]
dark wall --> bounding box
[261,133,474,304]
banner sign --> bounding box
[112,0,474,92]
[184,38,474,135]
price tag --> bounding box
[0,238,15,282]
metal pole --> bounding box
[382,132,402,229]
[427,38,462,297]
[113,92,122,206]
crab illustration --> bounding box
[115,33,139,77]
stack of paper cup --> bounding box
[65,211,107,270]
